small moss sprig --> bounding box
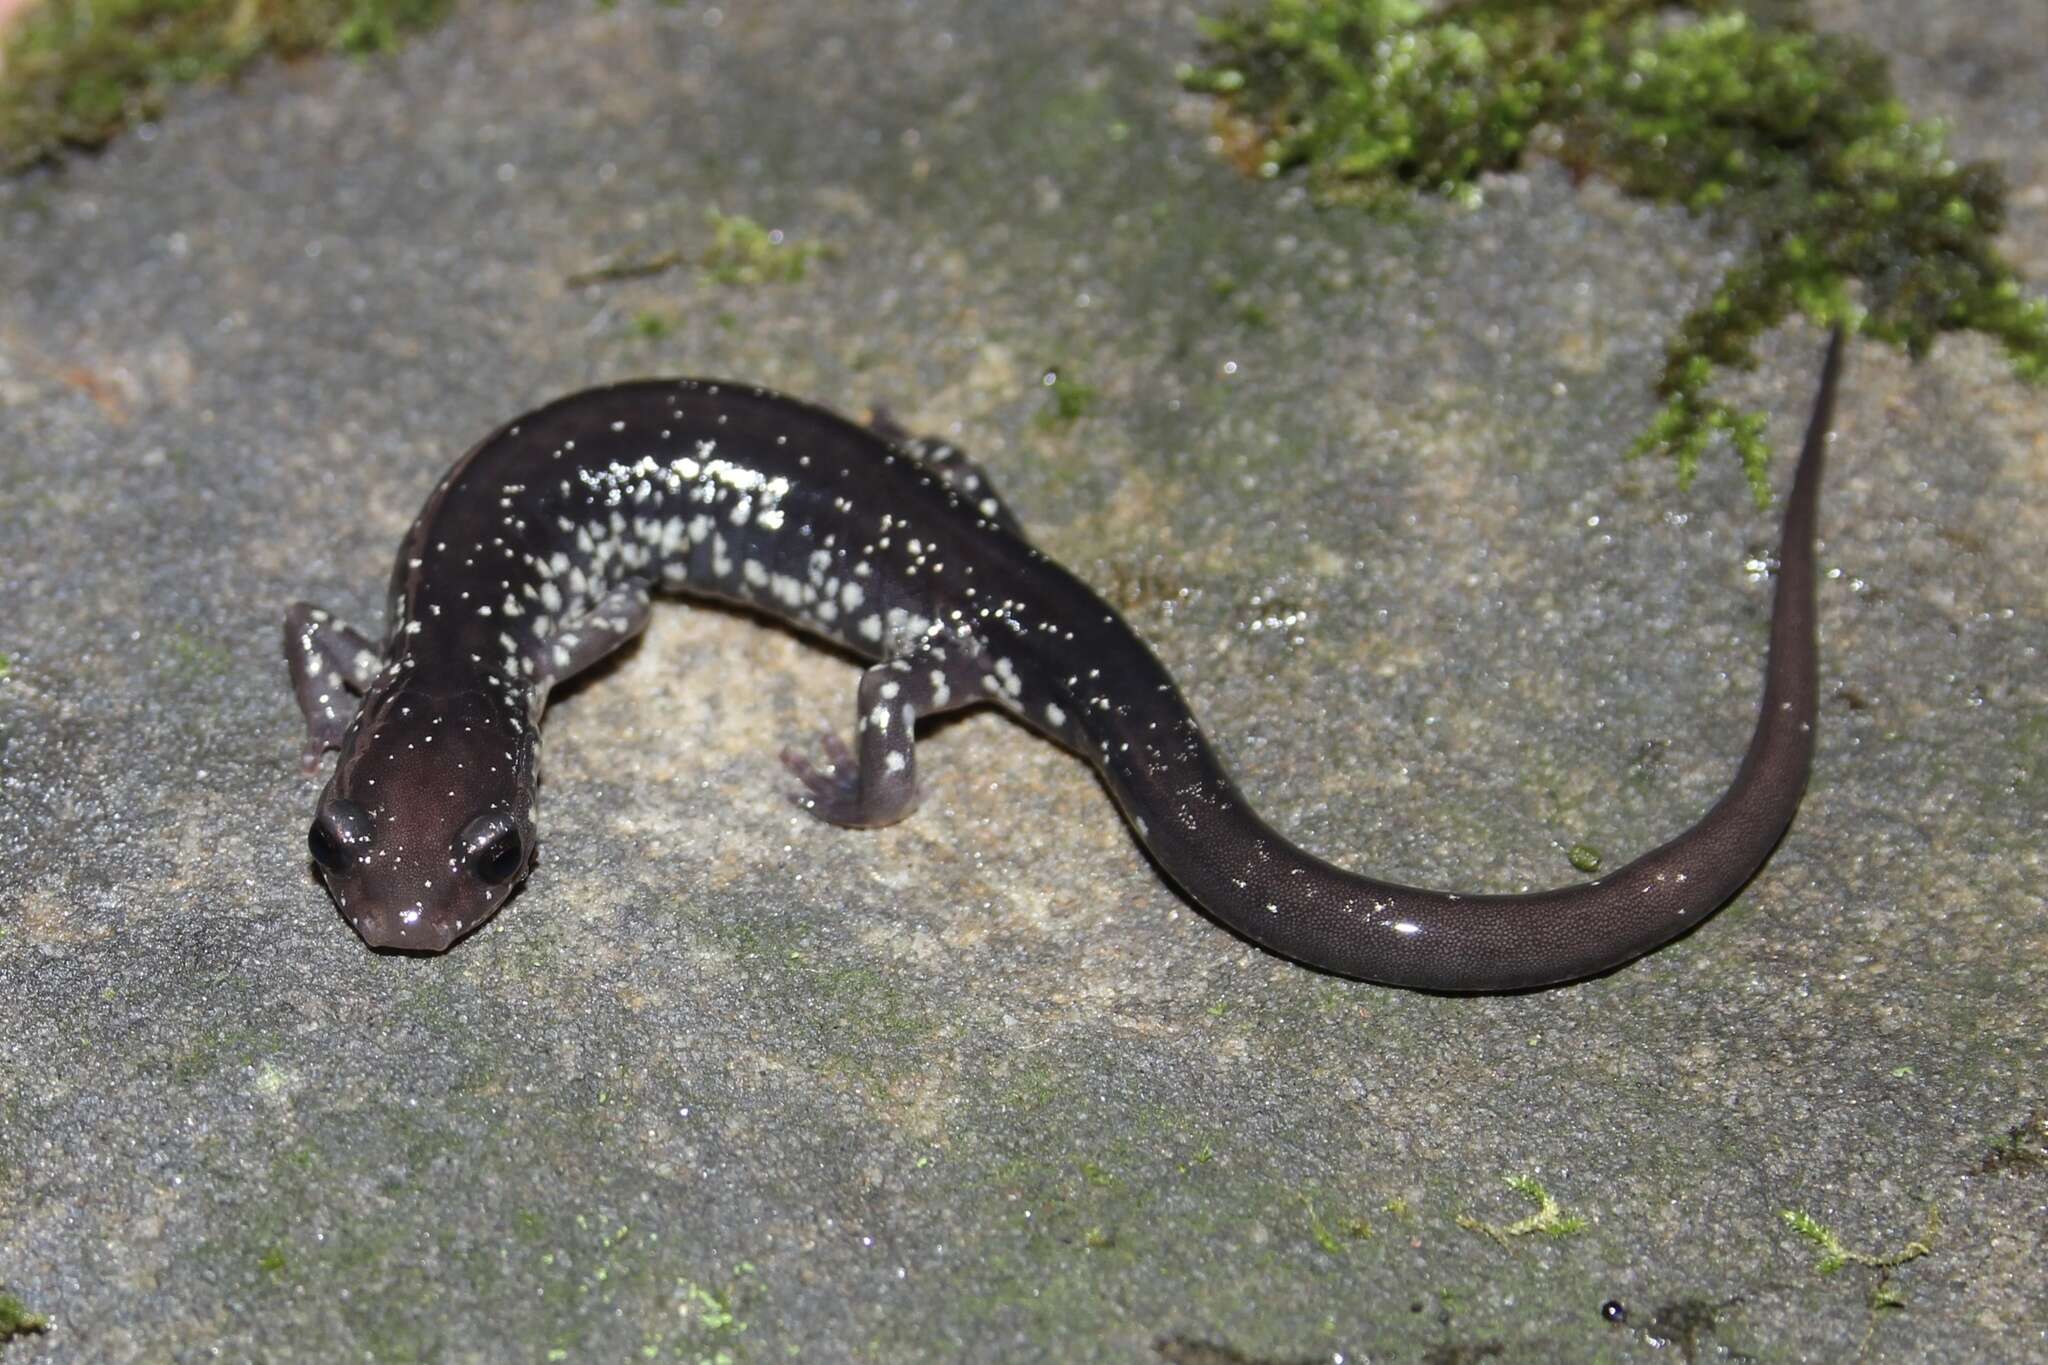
[566,211,831,292]
[1035,365,1099,428]
[1183,0,2048,502]
[700,209,829,287]
[1300,1192,1372,1254]
[1456,1173,1586,1247]
[1783,1205,1937,1310]
[0,0,454,172]
[0,1291,48,1341]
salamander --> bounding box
[286,327,1846,989]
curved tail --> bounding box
[1095,328,1846,990]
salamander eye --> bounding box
[310,799,372,874]
[459,813,527,886]
[308,820,347,873]
[473,829,524,885]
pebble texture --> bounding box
[1,1,2043,1359]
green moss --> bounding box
[569,211,832,299]
[1184,0,2048,501]
[1300,1192,1370,1254]
[1783,1204,1936,1313]
[1783,1205,1936,1275]
[700,209,828,287]
[0,0,456,172]
[629,309,679,341]
[1034,365,1098,427]
[0,1292,47,1339]
[1455,1174,1586,1246]
[154,629,237,691]
[674,1271,751,1345]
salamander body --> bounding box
[287,331,1845,988]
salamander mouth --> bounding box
[361,915,462,953]
[337,896,489,954]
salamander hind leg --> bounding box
[283,602,382,771]
[781,642,986,827]
[866,410,1023,536]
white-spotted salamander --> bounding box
[288,328,1845,989]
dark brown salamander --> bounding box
[287,328,1846,989]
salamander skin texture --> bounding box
[287,330,1845,989]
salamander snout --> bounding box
[308,796,532,953]
[350,899,468,954]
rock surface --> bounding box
[1,1,2042,1359]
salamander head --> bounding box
[307,680,537,952]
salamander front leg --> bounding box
[781,645,984,827]
[283,602,381,772]
[536,580,653,691]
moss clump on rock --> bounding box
[0,0,454,172]
[0,1290,48,1340]
[1184,0,2048,500]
